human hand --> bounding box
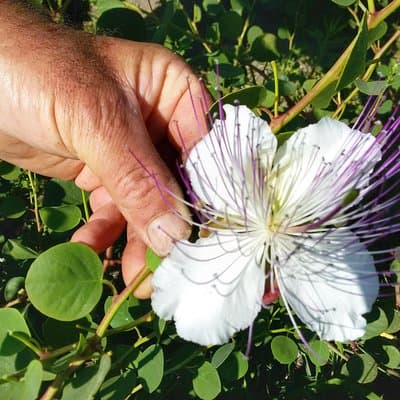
[0,2,209,297]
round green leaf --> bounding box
[135,344,164,393]
[219,351,248,383]
[247,25,263,46]
[97,8,146,41]
[331,0,357,6]
[25,243,104,321]
[39,205,82,232]
[210,86,268,114]
[0,308,31,356]
[355,79,388,96]
[341,353,378,383]
[4,276,25,302]
[61,354,111,400]
[0,359,42,400]
[211,342,235,368]
[43,179,87,206]
[271,335,298,364]
[193,361,221,400]
[363,306,389,340]
[104,296,134,328]
[308,340,330,366]
[0,195,26,219]
[218,11,242,40]
[2,240,38,260]
[251,33,279,61]
[381,345,400,369]
[387,310,400,334]
[0,161,22,181]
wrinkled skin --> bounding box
[0,1,209,297]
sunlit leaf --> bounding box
[25,243,104,321]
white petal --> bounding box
[186,105,276,217]
[151,232,265,345]
[272,118,381,227]
[273,231,379,341]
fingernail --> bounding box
[147,213,191,256]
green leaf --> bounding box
[355,79,388,96]
[146,248,162,272]
[363,305,389,340]
[336,14,368,91]
[4,276,25,302]
[2,240,38,260]
[25,243,104,321]
[39,205,82,232]
[193,361,221,400]
[210,86,269,113]
[135,344,164,393]
[211,342,235,368]
[42,318,90,348]
[0,161,22,181]
[104,296,134,328]
[307,340,330,366]
[0,195,26,219]
[341,353,378,383]
[246,25,263,46]
[332,0,357,7]
[0,359,42,400]
[386,310,400,334]
[271,335,298,364]
[381,345,400,369]
[0,309,31,356]
[218,351,248,383]
[331,0,357,6]
[193,3,202,23]
[96,0,123,15]
[378,99,392,114]
[218,11,243,41]
[98,369,137,400]
[43,179,87,206]
[368,21,387,43]
[251,33,280,61]
[311,81,337,109]
[61,354,111,400]
[97,8,146,41]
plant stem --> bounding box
[269,0,400,133]
[104,311,154,336]
[102,279,118,297]
[332,28,400,118]
[367,0,376,13]
[80,189,90,222]
[27,170,41,232]
[271,60,279,117]
[40,358,85,400]
[96,267,152,338]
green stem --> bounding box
[102,279,118,297]
[269,0,400,133]
[368,0,400,28]
[332,28,400,118]
[9,331,41,357]
[81,189,90,222]
[39,343,76,361]
[96,268,152,338]
[271,60,279,117]
[39,358,85,400]
[164,351,200,376]
[27,170,41,232]
[104,311,154,336]
[367,0,376,13]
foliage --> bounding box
[1,0,400,399]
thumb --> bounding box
[75,95,191,257]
